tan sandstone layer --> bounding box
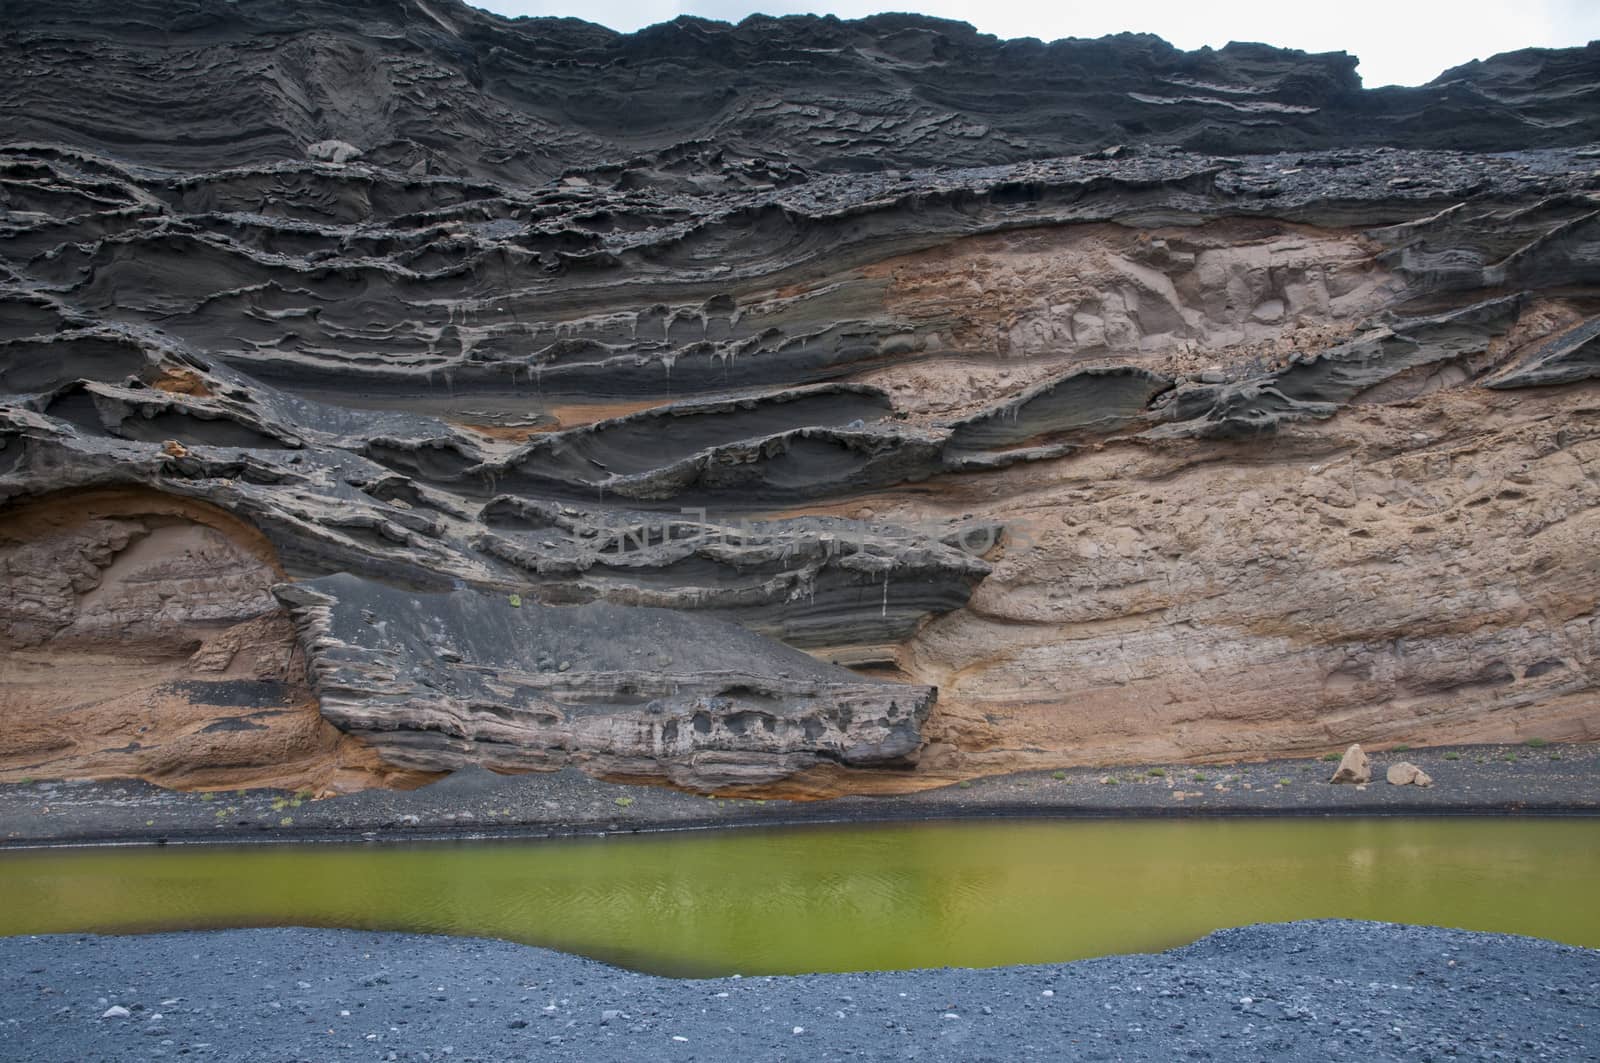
[0,490,425,793]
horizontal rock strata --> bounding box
[1,0,1597,792]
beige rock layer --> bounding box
[858,221,1392,422]
[0,489,422,793]
[879,367,1599,778]
[786,222,1600,786]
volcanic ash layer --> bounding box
[1,0,1598,794]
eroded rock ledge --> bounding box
[277,574,933,790]
[1,0,1598,794]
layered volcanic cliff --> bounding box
[2,0,1598,794]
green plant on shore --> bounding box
[1320,753,1340,762]
[1278,778,1291,787]
[1503,753,1518,762]
[295,788,314,800]
[1147,768,1165,777]
[200,792,215,802]
[271,797,288,812]
[1443,752,1461,761]
[613,796,635,808]
[1524,738,1549,748]
[279,817,293,827]
[1101,776,1120,785]
[957,780,972,790]
[1192,773,1207,783]
[1549,752,1562,761]
[1051,771,1066,780]
[1393,744,1411,753]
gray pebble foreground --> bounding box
[3,921,1598,1061]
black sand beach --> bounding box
[3,921,1597,1062]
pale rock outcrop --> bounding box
[1386,762,1435,787]
[1330,745,1372,785]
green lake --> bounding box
[2,818,1597,976]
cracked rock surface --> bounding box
[2,0,1599,794]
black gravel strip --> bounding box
[4,743,1598,850]
[2,921,1597,1061]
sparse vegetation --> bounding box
[1101,776,1120,785]
[1443,752,1461,761]
[1393,744,1411,753]
[1192,773,1207,783]
[18,776,35,785]
[613,796,634,808]
[1524,738,1549,748]
[1147,768,1165,777]
[1278,778,1292,787]
[1320,753,1340,762]
[957,780,972,790]
[279,817,293,827]
[200,792,215,802]
[1549,752,1563,761]
[1503,753,1518,762]
[1051,771,1066,780]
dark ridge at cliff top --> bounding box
[4,0,1599,182]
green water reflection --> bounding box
[2,818,1597,975]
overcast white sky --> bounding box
[473,0,1600,87]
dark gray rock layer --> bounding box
[277,573,933,788]
[7,0,1600,182]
